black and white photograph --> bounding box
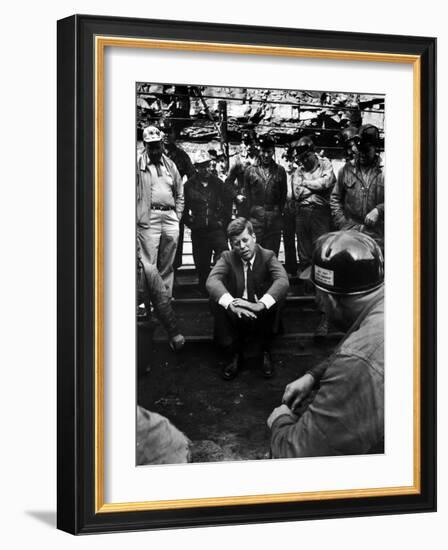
[135,82,385,466]
[53,9,436,537]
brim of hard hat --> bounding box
[312,279,384,296]
[296,149,312,159]
[143,137,162,143]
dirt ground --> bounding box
[137,339,336,463]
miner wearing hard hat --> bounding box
[291,135,336,338]
[183,150,233,293]
[330,124,384,251]
[243,134,287,256]
[268,231,384,457]
[225,130,259,217]
[137,125,184,296]
[292,135,336,272]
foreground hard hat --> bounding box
[312,230,384,295]
[143,125,163,143]
[193,150,212,165]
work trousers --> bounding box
[137,209,179,296]
[211,301,278,360]
[296,205,331,269]
[173,221,185,270]
[282,205,298,274]
[191,227,228,291]
[250,213,283,257]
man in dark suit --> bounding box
[206,218,289,380]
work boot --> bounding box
[261,352,274,378]
[222,354,239,381]
[314,313,329,341]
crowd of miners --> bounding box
[137,120,384,331]
[136,118,385,464]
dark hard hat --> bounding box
[338,126,361,147]
[294,135,315,156]
[258,134,276,149]
[241,130,256,145]
[312,230,384,295]
[159,119,176,132]
[359,124,380,147]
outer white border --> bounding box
[104,46,414,503]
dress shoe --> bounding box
[261,352,274,378]
[222,355,239,381]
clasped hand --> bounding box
[281,373,315,412]
[267,373,315,429]
[229,299,265,319]
[364,207,380,226]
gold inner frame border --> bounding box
[94,36,421,514]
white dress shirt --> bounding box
[218,253,276,310]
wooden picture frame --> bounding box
[57,14,436,534]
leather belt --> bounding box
[151,205,174,211]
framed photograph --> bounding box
[57,14,436,534]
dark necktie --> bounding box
[246,261,256,303]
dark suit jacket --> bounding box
[206,244,289,303]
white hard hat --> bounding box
[143,125,163,143]
[193,150,211,165]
